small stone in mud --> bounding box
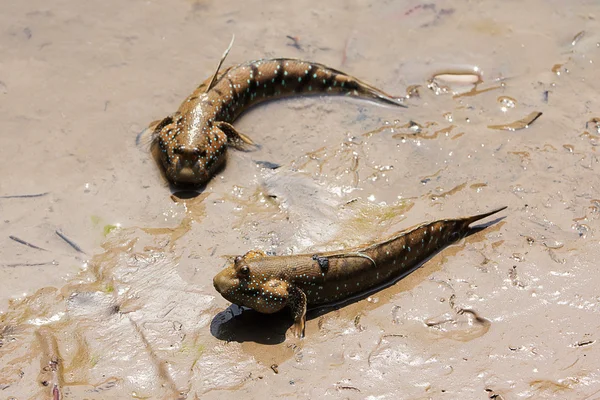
[270,364,279,374]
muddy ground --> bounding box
[1,0,600,398]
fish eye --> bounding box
[240,265,250,276]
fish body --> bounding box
[213,207,506,337]
[150,41,405,186]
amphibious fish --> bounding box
[213,207,506,337]
[148,38,406,186]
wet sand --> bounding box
[1,0,600,398]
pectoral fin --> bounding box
[288,285,307,338]
[216,121,257,151]
[136,116,173,149]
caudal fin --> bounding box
[373,92,408,107]
[321,64,408,108]
[358,78,408,108]
[462,206,507,230]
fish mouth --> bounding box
[167,154,226,186]
[174,166,204,185]
[166,165,209,186]
[213,269,238,299]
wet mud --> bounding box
[2,0,600,398]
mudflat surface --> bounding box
[1,0,599,398]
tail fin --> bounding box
[461,206,507,234]
[372,91,408,107]
[357,78,408,108]
[321,64,408,108]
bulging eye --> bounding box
[240,265,250,276]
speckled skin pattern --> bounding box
[213,207,506,337]
[151,58,405,185]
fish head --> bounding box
[213,251,290,314]
[155,120,228,186]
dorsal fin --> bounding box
[206,35,235,92]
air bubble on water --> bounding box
[572,223,590,238]
[498,96,517,113]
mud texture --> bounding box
[1,0,600,399]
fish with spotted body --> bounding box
[213,207,506,338]
[148,38,406,186]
